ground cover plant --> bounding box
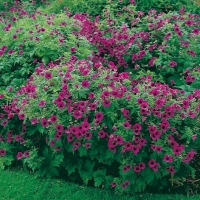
[0,0,200,197]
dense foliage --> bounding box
[0,0,200,195]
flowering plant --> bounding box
[2,58,198,193]
[1,0,200,195]
[75,3,200,92]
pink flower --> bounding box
[148,159,157,168]
[155,146,162,153]
[45,72,52,79]
[72,141,81,151]
[123,121,131,129]
[56,124,64,132]
[49,140,55,146]
[24,151,29,157]
[169,60,177,67]
[67,134,73,142]
[57,101,65,109]
[73,110,82,119]
[192,134,197,140]
[98,130,106,138]
[192,28,199,35]
[38,100,46,107]
[182,100,189,109]
[82,122,90,131]
[138,162,145,170]
[102,99,111,107]
[84,132,92,140]
[133,123,142,131]
[134,165,141,173]
[166,166,176,174]
[110,182,117,188]
[85,142,91,149]
[132,145,140,155]
[70,47,76,52]
[50,115,57,123]
[89,102,97,110]
[95,112,104,121]
[1,119,8,127]
[149,57,156,67]
[17,152,23,160]
[116,136,123,145]
[163,154,173,163]
[81,80,90,88]
[0,149,6,156]
[88,92,95,99]
[173,146,182,155]
[41,118,49,127]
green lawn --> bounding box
[0,169,199,200]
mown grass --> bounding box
[0,169,199,200]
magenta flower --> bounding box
[72,141,81,151]
[132,145,140,155]
[56,124,64,132]
[169,60,177,67]
[67,134,73,142]
[50,115,57,123]
[73,110,82,119]
[41,118,49,127]
[122,165,128,172]
[54,133,61,140]
[110,182,117,188]
[138,162,145,170]
[95,112,104,121]
[0,149,6,156]
[102,99,111,107]
[98,130,106,138]
[134,165,141,173]
[149,57,156,67]
[116,135,124,145]
[89,103,97,110]
[123,121,131,129]
[49,140,55,146]
[1,119,8,127]
[133,123,142,131]
[45,72,52,79]
[38,100,46,107]
[163,154,173,163]
[166,166,176,174]
[17,152,23,160]
[173,146,182,155]
[57,101,65,109]
[155,146,162,153]
[81,80,90,88]
[148,159,157,168]
[24,151,29,157]
[192,28,199,35]
[88,92,95,99]
[84,132,92,140]
[82,122,90,131]
[85,142,91,149]
[70,47,76,52]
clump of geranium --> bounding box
[8,57,200,193]
[73,4,200,89]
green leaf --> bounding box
[64,156,83,175]
[93,169,106,187]
[79,160,95,185]
[37,123,45,134]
